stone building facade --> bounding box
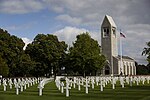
[101,15,136,76]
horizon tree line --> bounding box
[0,28,150,77]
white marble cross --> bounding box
[15,83,20,95]
[0,79,1,85]
[102,78,106,88]
[81,78,84,85]
[61,82,64,93]
[96,77,99,86]
[84,78,90,94]
[38,85,44,96]
[30,78,33,86]
[99,77,103,91]
[136,77,139,86]
[55,79,61,90]
[129,76,133,86]
[24,80,27,90]
[126,77,129,84]
[32,78,35,85]
[120,77,124,88]
[112,77,115,89]
[91,77,95,89]
[20,81,24,92]
[77,78,82,91]
[73,77,77,88]
[64,78,71,97]
[27,79,30,87]
[3,79,7,91]
[142,76,145,85]
[147,76,150,84]
[8,79,13,89]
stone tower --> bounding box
[101,15,118,75]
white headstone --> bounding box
[73,77,76,88]
[3,79,7,91]
[91,78,95,89]
[120,77,124,88]
[129,76,133,86]
[8,79,13,89]
[84,78,90,94]
[112,77,115,89]
[96,77,99,86]
[77,78,81,91]
[0,79,1,85]
[15,83,20,95]
[64,78,71,97]
[100,77,103,91]
[61,82,64,93]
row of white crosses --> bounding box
[55,77,91,97]
[55,75,150,97]
[0,77,43,95]
[37,78,54,96]
[132,76,150,85]
[55,77,71,97]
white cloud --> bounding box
[53,26,101,46]
[121,24,150,65]
[22,37,32,50]
[6,22,37,31]
[1,0,149,65]
[0,0,44,14]
[52,6,64,13]
[53,26,88,45]
[56,14,82,25]
[53,25,149,65]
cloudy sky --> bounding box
[0,0,150,64]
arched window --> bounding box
[103,27,109,38]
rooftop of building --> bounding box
[117,55,135,61]
[105,15,117,27]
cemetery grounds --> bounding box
[0,76,150,100]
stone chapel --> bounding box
[101,15,136,76]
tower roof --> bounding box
[102,15,117,27]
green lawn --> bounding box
[0,81,150,100]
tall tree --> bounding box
[25,34,67,77]
[11,53,35,77]
[66,33,106,76]
[142,41,150,74]
[0,28,25,76]
[0,55,9,77]
[136,64,149,75]
[142,41,150,63]
[0,28,34,77]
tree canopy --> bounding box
[25,34,67,77]
[0,28,34,77]
[142,41,150,63]
[142,41,150,74]
[66,33,106,76]
[0,28,111,77]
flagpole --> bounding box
[120,29,123,75]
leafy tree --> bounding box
[142,41,150,63]
[0,55,9,77]
[25,34,67,77]
[0,28,34,77]
[11,53,35,77]
[147,63,150,74]
[136,64,149,75]
[66,33,106,76]
[142,41,150,74]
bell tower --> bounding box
[101,15,118,75]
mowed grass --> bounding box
[0,81,150,100]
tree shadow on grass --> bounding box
[128,85,150,90]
